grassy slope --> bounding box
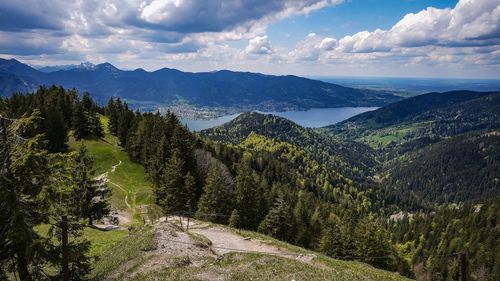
[68,116,153,214]
[105,222,411,281]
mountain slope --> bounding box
[93,216,411,281]
[384,130,500,205]
[0,58,400,109]
[322,91,500,149]
[202,112,379,181]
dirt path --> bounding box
[168,216,316,263]
[94,160,132,224]
[111,160,122,172]
[96,160,132,209]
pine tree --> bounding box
[44,105,68,152]
[228,209,240,228]
[1,111,91,280]
[234,160,261,229]
[106,98,119,135]
[197,161,234,224]
[319,214,354,257]
[72,102,87,140]
[355,216,395,269]
[81,93,94,113]
[117,105,134,145]
[72,145,111,226]
[86,111,104,138]
[258,194,292,241]
[155,153,186,215]
[184,171,197,213]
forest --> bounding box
[0,86,498,280]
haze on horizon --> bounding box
[0,0,499,79]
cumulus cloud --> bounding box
[246,36,274,54]
[337,0,500,53]
[283,0,499,75]
[0,0,341,55]
[0,0,498,78]
[288,33,337,61]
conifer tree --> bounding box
[319,214,354,257]
[1,111,91,280]
[44,105,68,152]
[72,145,111,226]
[117,104,134,145]
[258,194,292,241]
[0,111,53,280]
[184,171,197,213]
[234,159,262,229]
[228,209,240,228]
[106,98,119,135]
[355,216,394,269]
[155,153,186,215]
[197,161,234,224]
[72,102,87,140]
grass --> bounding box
[68,115,154,218]
[92,226,156,280]
[34,224,129,272]
[117,252,411,281]
[362,122,429,148]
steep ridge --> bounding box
[202,112,379,182]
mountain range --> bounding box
[0,58,400,111]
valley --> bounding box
[1,78,499,281]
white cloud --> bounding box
[246,36,274,54]
[288,33,337,61]
[337,0,500,53]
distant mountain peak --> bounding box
[0,58,401,109]
[76,62,96,70]
[95,62,118,71]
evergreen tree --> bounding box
[72,145,111,226]
[106,98,119,135]
[44,105,68,152]
[0,111,53,280]
[197,161,234,224]
[234,159,262,229]
[117,104,134,145]
[228,209,240,228]
[319,214,354,257]
[258,194,292,241]
[81,93,95,113]
[72,102,87,140]
[355,216,395,269]
[1,111,92,280]
[155,153,186,215]
[86,111,104,138]
[184,171,197,213]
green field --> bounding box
[68,116,154,218]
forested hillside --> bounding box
[0,87,412,280]
[203,112,379,182]
[322,91,500,150]
[388,200,499,281]
[202,92,500,280]
[383,130,500,205]
[1,86,498,281]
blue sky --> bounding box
[0,0,498,78]
[268,0,459,44]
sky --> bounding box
[0,0,499,78]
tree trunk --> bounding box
[88,215,93,226]
[61,216,69,281]
[16,247,30,281]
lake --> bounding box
[182,107,378,131]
